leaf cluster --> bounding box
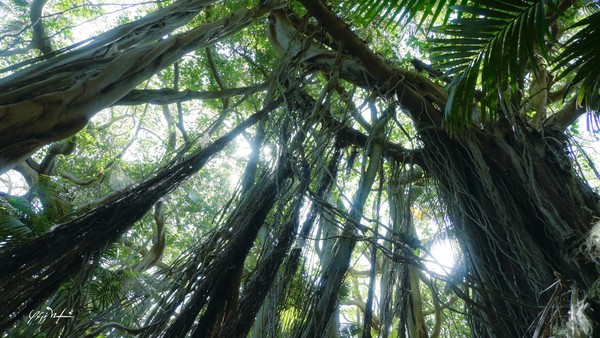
[343,0,599,132]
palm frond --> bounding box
[344,0,457,31]
[428,0,552,131]
[0,197,33,241]
[0,214,32,238]
[554,11,600,114]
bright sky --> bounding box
[426,238,459,275]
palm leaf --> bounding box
[428,0,553,130]
[345,0,456,31]
[0,214,32,238]
[1,194,54,236]
[0,196,34,239]
[554,11,600,114]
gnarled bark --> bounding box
[282,0,600,336]
[0,0,281,174]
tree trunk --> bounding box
[389,179,429,338]
[419,126,600,336]
[300,111,390,337]
[2,1,598,337]
[0,0,280,173]
[0,102,278,330]
[290,0,600,335]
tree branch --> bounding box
[161,105,177,150]
[39,138,77,175]
[59,170,102,186]
[29,0,52,54]
[173,62,189,143]
[333,120,422,166]
[340,299,381,331]
[135,201,167,272]
[205,47,230,110]
[0,0,280,173]
[411,59,452,84]
[296,0,447,128]
[116,84,269,105]
[544,96,586,130]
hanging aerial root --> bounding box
[0,99,282,331]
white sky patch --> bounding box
[226,136,253,189]
[69,1,154,43]
[0,170,28,196]
[228,171,241,190]
[426,238,458,276]
[232,135,253,158]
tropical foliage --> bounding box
[0,0,598,337]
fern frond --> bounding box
[0,197,33,242]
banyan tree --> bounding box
[0,0,598,336]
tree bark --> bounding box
[293,0,600,336]
[0,101,280,330]
[0,0,281,173]
[419,127,600,336]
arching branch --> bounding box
[0,0,281,174]
[115,84,269,106]
[544,96,587,130]
[29,0,52,54]
[295,0,447,128]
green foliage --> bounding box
[340,322,363,337]
[430,0,552,129]
[1,0,599,336]
[554,11,600,115]
[0,192,54,245]
[0,213,32,238]
[344,0,456,31]
[347,0,599,131]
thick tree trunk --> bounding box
[300,111,390,337]
[389,181,429,338]
[218,162,310,337]
[2,1,598,336]
[290,1,600,336]
[161,153,293,338]
[419,126,600,336]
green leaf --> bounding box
[430,51,479,61]
[6,196,34,216]
[426,0,559,132]
[481,0,528,13]
[554,11,600,112]
[450,5,516,19]
[0,214,32,237]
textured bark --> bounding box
[0,101,279,330]
[389,182,428,338]
[419,127,600,336]
[218,163,310,338]
[162,155,292,338]
[1,1,598,336]
[251,144,341,338]
[300,112,390,337]
[0,0,281,173]
[292,0,600,336]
